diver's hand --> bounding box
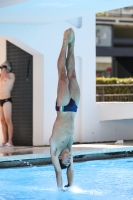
[64,184,70,187]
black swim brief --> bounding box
[0,97,12,107]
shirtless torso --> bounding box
[0,62,15,147]
[0,70,15,99]
[50,112,75,157]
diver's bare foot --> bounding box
[63,28,74,45]
[68,29,75,49]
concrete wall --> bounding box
[98,102,133,121]
[0,14,133,145]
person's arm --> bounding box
[50,148,63,189]
[1,67,15,81]
[66,157,74,187]
[1,68,15,80]
[1,68,10,78]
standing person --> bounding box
[49,28,80,189]
[0,61,15,147]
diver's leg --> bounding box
[56,28,73,106]
[66,29,80,106]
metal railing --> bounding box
[96,84,133,102]
[96,7,133,18]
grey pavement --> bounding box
[0,141,133,167]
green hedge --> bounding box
[96,77,133,84]
[96,77,133,102]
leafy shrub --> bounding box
[96,77,133,102]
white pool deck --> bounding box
[0,141,133,163]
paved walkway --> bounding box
[0,141,133,167]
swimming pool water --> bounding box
[0,157,133,200]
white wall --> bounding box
[98,102,133,121]
[0,14,133,145]
[0,38,6,64]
